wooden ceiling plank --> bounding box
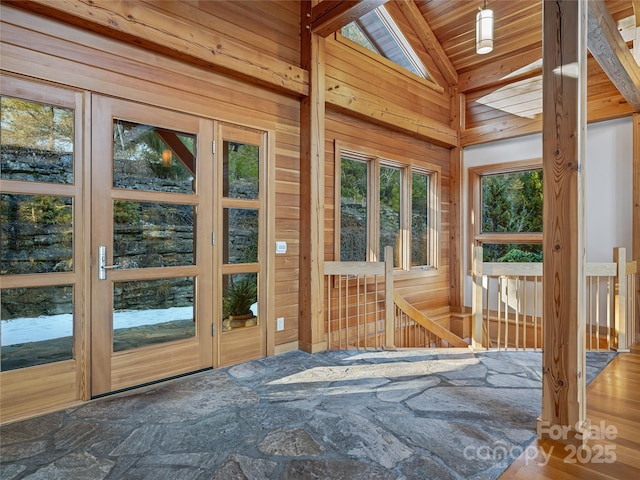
[587,0,640,111]
[393,0,457,86]
[310,0,387,37]
[457,46,542,93]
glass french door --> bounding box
[1,77,272,420]
[1,76,86,420]
[217,124,268,367]
[90,96,214,395]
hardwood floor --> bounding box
[500,353,640,479]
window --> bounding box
[220,128,263,332]
[338,148,439,271]
[340,5,432,81]
[1,87,80,371]
[469,160,543,262]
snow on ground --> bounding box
[1,306,193,346]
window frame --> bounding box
[468,158,543,264]
[1,76,84,378]
[335,143,440,275]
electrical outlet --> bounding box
[276,317,285,331]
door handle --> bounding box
[98,245,120,280]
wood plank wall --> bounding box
[324,36,456,147]
[323,35,455,315]
[4,0,308,96]
[0,4,302,349]
[3,0,634,346]
[325,109,453,314]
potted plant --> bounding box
[223,277,257,330]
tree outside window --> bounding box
[339,150,438,271]
[469,160,543,262]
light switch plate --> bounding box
[276,317,285,331]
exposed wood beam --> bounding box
[393,0,457,86]
[634,1,640,27]
[587,0,640,111]
[4,0,309,97]
[457,47,542,93]
[311,0,387,37]
[325,82,458,147]
[461,116,541,146]
[539,0,587,438]
[299,1,327,353]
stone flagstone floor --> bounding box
[0,349,616,480]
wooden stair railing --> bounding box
[471,246,638,352]
[325,246,468,350]
[392,294,469,348]
[324,246,394,350]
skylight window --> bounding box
[342,5,430,80]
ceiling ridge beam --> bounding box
[393,0,458,86]
[311,0,387,37]
[587,0,640,111]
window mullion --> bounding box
[400,167,411,270]
[369,158,380,262]
[430,171,439,268]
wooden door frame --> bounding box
[90,95,214,395]
[216,123,275,367]
[0,74,88,421]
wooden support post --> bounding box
[636,27,640,65]
[614,248,629,351]
[539,0,588,440]
[299,1,327,353]
[384,246,395,349]
[471,246,485,350]
[634,114,640,346]
[634,1,640,64]
[449,88,464,310]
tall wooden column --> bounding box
[449,88,464,310]
[299,1,327,353]
[539,0,588,438]
[634,113,640,346]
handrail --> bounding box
[324,245,467,350]
[324,246,394,350]
[393,293,468,347]
[471,246,638,352]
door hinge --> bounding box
[212,324,216,337]
[212,232,215,246]
[212,140,216,155]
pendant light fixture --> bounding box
[476,0,494,55]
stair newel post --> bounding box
[614,247,629,352]
[472,246,485,350]
[384,245,395,349]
